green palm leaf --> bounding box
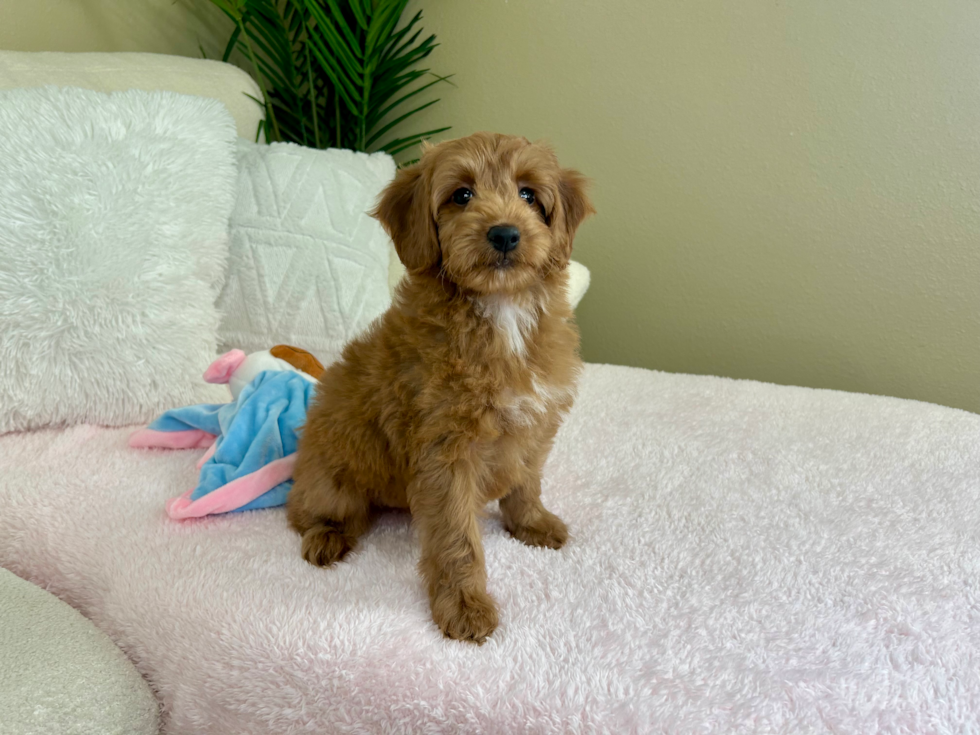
[366,73,452,132]
[210,0,451,157]
[381,126,450,156]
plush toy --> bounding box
[130,345,325,520]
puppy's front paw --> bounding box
[301,523,355,567]
[508,511,568,550]
[432,587,499,645]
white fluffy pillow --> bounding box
[0,86,237,434]
[217,140,395,365]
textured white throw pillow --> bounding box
[217,140,395,365]
[0,86,237,434]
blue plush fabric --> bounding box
[148,370,315,511]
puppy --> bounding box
[288,132,594,643]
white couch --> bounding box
[2,51,979,735]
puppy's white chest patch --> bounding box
[476,295,538,357]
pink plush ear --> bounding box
[203,349,246,384]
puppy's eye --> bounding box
[520,187,547,220]
[451,188,473,205]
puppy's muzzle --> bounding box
[487,224,520,254]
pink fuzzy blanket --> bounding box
[1,364,979,733]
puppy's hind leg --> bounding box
[500,473,568,550]
[287,455,370,567]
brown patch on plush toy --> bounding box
[270,345,326,380]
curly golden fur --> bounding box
[288,132,594,643]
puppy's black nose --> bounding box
[487,225,520,254]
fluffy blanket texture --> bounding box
[1,365,978,733]
[0,86,237,434]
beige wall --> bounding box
[406,0,979,414]
[3,1,978,412]
[0,0,229,58]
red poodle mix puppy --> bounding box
[288,132,594,643]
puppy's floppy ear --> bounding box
[372,162,439,272]
[554,168,595,264]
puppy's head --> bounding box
[372,132,594,294]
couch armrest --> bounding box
[0,50,263,139]
[0,568,159,734]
